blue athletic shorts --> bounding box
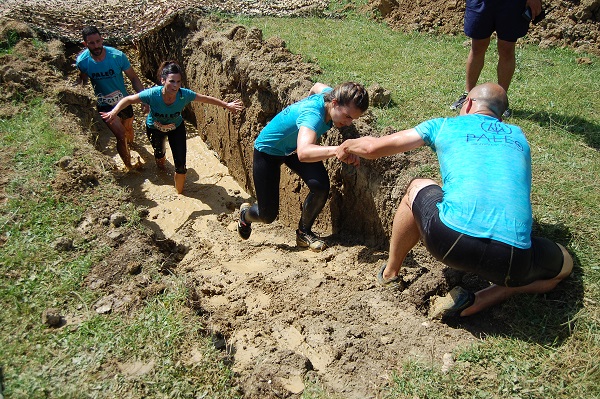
[412,184,564,287]
[464,0,530,42]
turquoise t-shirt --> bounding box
[254,87,333,156]
[138,86,197,129]
[76,46,131,107]
[415,114,533,248]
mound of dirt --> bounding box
[4,0,597,56]
[370,0,600,55]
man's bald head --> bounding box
[468,83,509,119]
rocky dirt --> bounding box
[3,0,599,54]
[0,2,586,397]
[371,0,599,55]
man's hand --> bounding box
[225,99,244,113]
[526,0,542,18]
[343,153,360,167]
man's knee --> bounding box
[259,208,278,224]
[470,38,491,56]
[405,178,439,206]
[555,243,574,280]
[307,177,330,195]
[497,40,516,59]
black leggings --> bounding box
[244,149,330,232]
[146,123,187,174]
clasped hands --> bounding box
[335,143,360,167]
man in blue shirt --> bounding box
[76,26,146,170]
[336,83,573,318]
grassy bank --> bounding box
[233,13,600,399]
[0,101,240,398]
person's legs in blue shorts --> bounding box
[454,0,532,114]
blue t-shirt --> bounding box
[138,86,197,129]
[415,114,533,248]
[254,87,333,156]
[76,46,131,107]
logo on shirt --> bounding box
[153,111,181,119]
[465,121,524,151]
[91,69,116,79]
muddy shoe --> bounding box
[237,203,252,240]
[376,263,404,289]
[450,92,468,110]
[428,286,475,320]
[296,229,327,252]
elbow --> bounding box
[297,150,309,162]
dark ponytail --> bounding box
[323,82,369,112]
[157,60,182,82]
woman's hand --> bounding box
[100,110,117,124]
[336,144,360,167]
[225,99,244,113]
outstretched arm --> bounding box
[100,94,142,123]
[194,94,243,113]
[336,128,425,161]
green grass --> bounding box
[0,101,240,399]
[1,9,599,399]
[230,13,600,399]
[0,29,21,54]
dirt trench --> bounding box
[117,14,491,398]
[1,14,498,399]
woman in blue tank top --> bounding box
[101,61,243,194]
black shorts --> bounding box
[412,185,564,287]
[97,104,134,120]
[464,0,530,42]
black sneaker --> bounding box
[237,203,252,240]
[450,92,468,111]
[502,107,512,119]
[296,229,327,252]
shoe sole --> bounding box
[428,286,475,319]
[296,237,327,252]
[237,203,252,240]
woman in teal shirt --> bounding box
[238,82,368,251]
[102,61,243,194]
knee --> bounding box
[260,209,278,224]
[497,41,516,59]
[555,244,574,280]
[470,39,490,57]
[308,179,330,197]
